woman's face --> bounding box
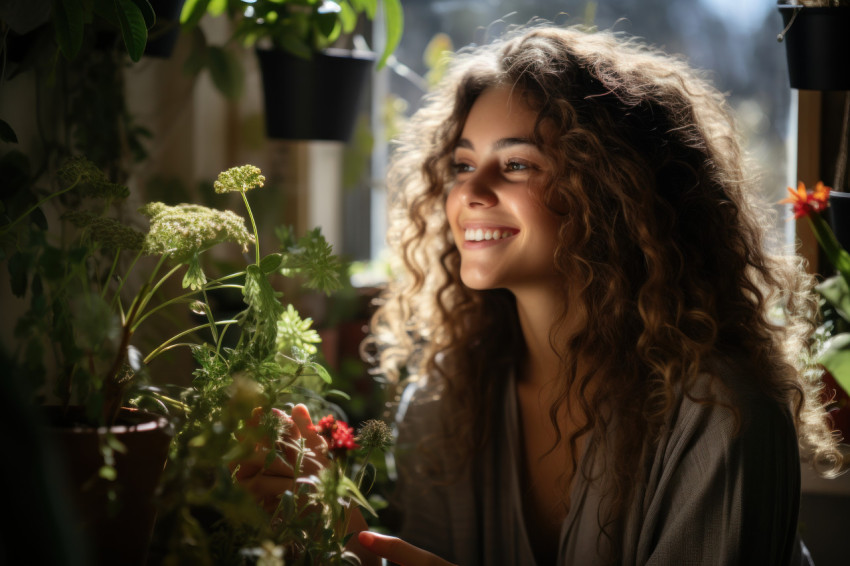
[446,85,562,295]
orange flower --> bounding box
[780,181,831,219]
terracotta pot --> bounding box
[44,406,173,566]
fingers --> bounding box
[357,532,456,566]
[291,404,324,449]
[234,445,294,480]
[290,404,330,472]
[234,405,330,480]
[240,474,298,514]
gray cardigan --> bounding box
[393,365,804,565]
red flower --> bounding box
[780,181,830,219]
[312,415,359,455]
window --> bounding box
[362,0,791,260]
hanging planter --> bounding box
[256,48,375,142]
[46,407,173,566]
[144,0,187,58]
[777,3,850,90]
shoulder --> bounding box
[671,358,797,448]
[631,360,802,565]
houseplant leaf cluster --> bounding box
[3,157,388,562]
[181,0,403,68]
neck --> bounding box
[513,285,583,392]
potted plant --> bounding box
[777,0,850,90]
[0,0,155,63]
[135,165,393,564]
[781,182,850,444]
[179,0,404,141]
[1,157,263,564]
[3,157,389,563]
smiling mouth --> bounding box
[464,228,518,242]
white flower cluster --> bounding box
[140,202,255,262]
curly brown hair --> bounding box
[369,25,843,542]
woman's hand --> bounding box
[232,404,330,513]
[232,405,379,565]
[357,532,457,566]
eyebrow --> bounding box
[455,137,536,151]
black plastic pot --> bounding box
[778,5,850,91]
[256,48,375,142]
[830,191,850,250]
[144,0,187,58]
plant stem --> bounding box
[144,319,238,364]
[130,279,245,331]
[201,287,218,344]
[241,190,260,266]
[101,248,122,300]
[808,214,850,287]
[0,175,80,236]
[110,250,144,312]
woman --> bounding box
[242,26,843,565]
[357,25,843,565]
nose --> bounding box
[455,167,498,208]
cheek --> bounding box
[444,190,461,230]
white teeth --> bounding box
[464,228,513,242]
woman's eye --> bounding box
[505,160,530,172]
[453,162,475,174]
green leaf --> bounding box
[8,251,27,297]
[93,0,119,23]
[207,0,227,17]
[0,119,18,143]
[183,27,209,75]
[99,465,117,481]
[115,0,149,61]
[338,1,357,34]
[259,253,283,274]
[207,46,244,100]
[306,362,332,384]
[377,0,403,69]
[71,293,121,351]
[53,0,86,60]
[280,227,345,294]
[338,475,377,516]
[819,332,850,395]
[359,0,377,19]
[180,0,211,27]
[182,253,207,290]
[325,388,351,400]
[815,275,850,322]
[31,207,48,231]
[809,214,850,290]
[40,246,66,280]
[276,33,313,60]
[130,0,156,29]
[244,265,283,315]
[105,433,127,454]
[313,9,339,42]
